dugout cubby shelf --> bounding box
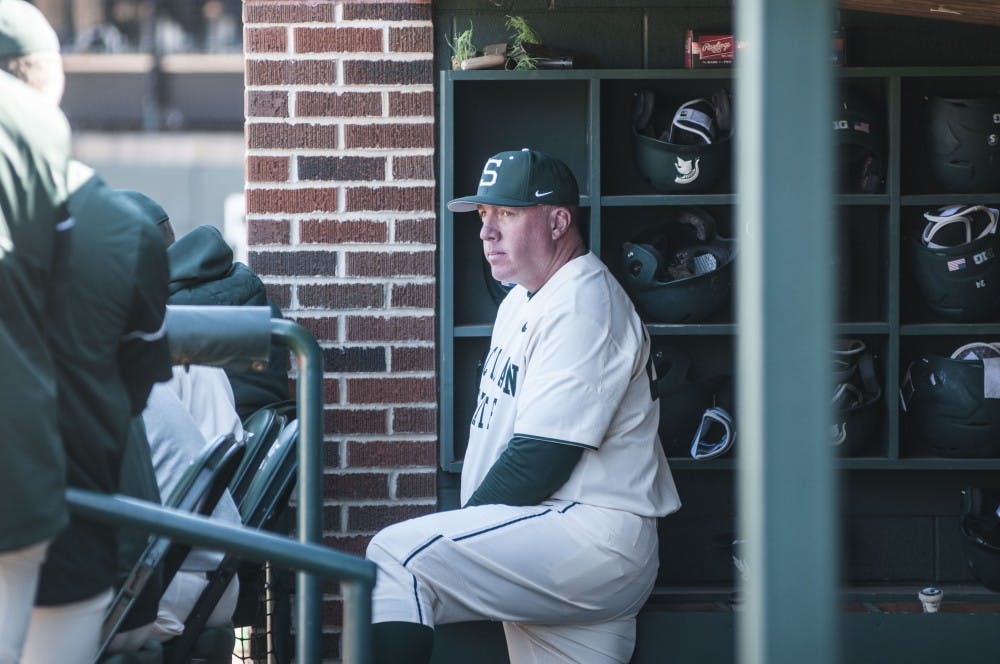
[439,65,1000,590]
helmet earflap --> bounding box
[623,242,666,285]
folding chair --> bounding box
[229,405,286,507]
[162,419,300,664]
[262,399,297,423]
[97,434,245,664]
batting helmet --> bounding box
[907,204,1000,322]
[621,207,736,323]
[925,94,1000,193]
[631,88,733,193]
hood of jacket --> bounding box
[167,224,233,294]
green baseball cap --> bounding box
[447,148,580,213]
[0,0,60,58]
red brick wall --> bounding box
[243,0,436,655]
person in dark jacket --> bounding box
[150,216,291,419]
[0,64,72,664]
[31,164,172,648]
[1,3,172,662]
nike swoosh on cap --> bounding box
[534,190,553,197]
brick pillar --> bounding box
[243,1,436,657]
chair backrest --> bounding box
[162,419,300,664]
[95,434,245,663]
[265,398,297,422]
[229,406,285,506]
[239,418,299,529]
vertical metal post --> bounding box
[272,320,324,663]
[735,2,839,664]
[341,580,374,664]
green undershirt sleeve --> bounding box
[464,435,584,507]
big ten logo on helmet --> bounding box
[479,158,504,187]
[471,344,519,430]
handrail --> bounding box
[66,489,374,664]
[272,318,325,663]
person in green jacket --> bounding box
[0,9,72,664]
[0,3,173,661]
[165,222,291,419]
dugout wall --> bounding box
[431,2,1000,663]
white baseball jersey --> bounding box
[460,252,681,518]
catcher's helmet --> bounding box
[652,345,734,459]
[830,339,882,456]
[901,342,1000,458]
[960,486,1000,591]
[907,204,1000,322]
[925,94,1000,193]
[621,207,736,323]
[834,86,886,194]
[631,88,733,193]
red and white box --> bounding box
[684,28,846,68]
[684,31,745,68]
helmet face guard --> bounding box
[925,95,1000,193]
[631,89,733,193]
[908,205,1000,322]
[690,406,736,460]
[831,339,882,456]
[621,208,737,324]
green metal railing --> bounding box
[69,305,374,663]
[66,490,375,663]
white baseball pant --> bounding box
[367,500,659,664]
[21,588,112,664]
[0,541,49,664]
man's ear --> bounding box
[550,206,572,240]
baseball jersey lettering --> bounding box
[471,391,502,430]
[498,359,518,396]
[486,346,502,380]
[472,391,487,429]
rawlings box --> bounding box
[684,28,846,68]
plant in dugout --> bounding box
[506,15,541,70]
[447,21,478,70]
